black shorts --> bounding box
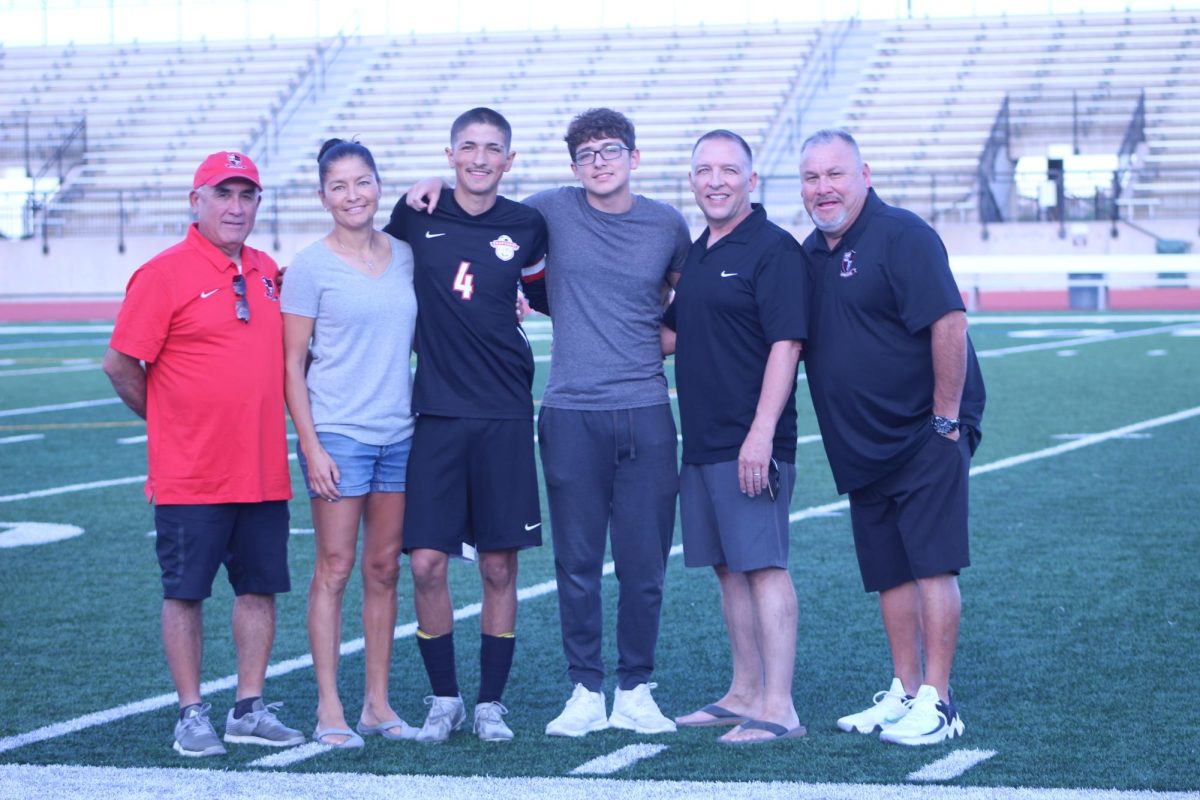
[848,427,973,593]
[403,415,541,555]
[155,500,291,600]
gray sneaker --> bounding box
[223,699,305,747]
[473,701,513,742]
[415,695,466,744]
[173,703,226,758]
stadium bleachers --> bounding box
[842,11,1200,222]
[1,12,1197,239]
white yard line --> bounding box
[248,742,336,768]
[570,744,668,775]
[977,322,1197,357]
[0,397,122,417]
[0,364,103,377]
[0,475,147,504]
[0,764,1193,800]
[0,434,44,445]
[908,749,997,782]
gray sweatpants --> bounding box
[537,404,679,692]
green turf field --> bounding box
[0,314,1198,798]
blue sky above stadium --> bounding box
[3,0,1198,45]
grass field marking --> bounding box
[907,748,996,782]
[0,325,114,335]
[1,406,1196,755]
[967,313,1200,324]
[789,405,1200,523]
[0,337,111,351]
[0,397,122,418]
[0,364,103,378]
[248,742,335,768]
[0,521,85,548]
[0,420,144,433]
[0,475,147,504]
[977,322,1198,358]
[570,743,669,775]
[1,764,1196,800]
[968,405,1200,480]
[118,434,149,444]
[0,434,44,444]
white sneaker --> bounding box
[545,683,609,737]
[473,701,513,742]
[609,682,676,734]
[837,677,911,734]
[415,695,466,744]
[879,684,965,746]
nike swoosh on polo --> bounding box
[524,522,541,531]
[200,288,221,298]
[720,271,738,278]
[425,231,446,238]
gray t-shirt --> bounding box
[523,186,691,410]
[281,236,417,445]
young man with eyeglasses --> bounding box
[102,151,302,758]
[405,107,690,737]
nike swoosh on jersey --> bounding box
[524,522,541,531]
[425,231,446,238]
[200,288,221,298]
[720,271,738,277]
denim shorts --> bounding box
[297,431,412,498]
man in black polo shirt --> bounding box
[798,129,985,746]
[662,130,809,744]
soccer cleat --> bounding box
[415,695,466,744]
[609,682,677,734]
[836,677,912,734]
[545,683,609,737]
[879,684,965,746]
[223,699,305,746]
[173,703,226,757]
[473,701,514,742]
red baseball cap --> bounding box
[193,151,262,190]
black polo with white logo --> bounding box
[801,188,986,494]
[664,205,809,465]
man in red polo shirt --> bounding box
[102,151,303,758]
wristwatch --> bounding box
[931,415,960,436]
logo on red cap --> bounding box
[193,151,262,191]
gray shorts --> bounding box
[679,459,795,573]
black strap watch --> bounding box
[931,415,960,436]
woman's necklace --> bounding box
[333,232,379,272]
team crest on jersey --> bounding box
[261,276,278,301]
[489,235,520,262]
[839,250,857,278]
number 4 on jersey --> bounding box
[453,261,475,300]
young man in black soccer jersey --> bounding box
[383,107,548,743]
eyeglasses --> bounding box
[232,274,250,323]
[574,144,630,166]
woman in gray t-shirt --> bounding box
[282,139,417,748]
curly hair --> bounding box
[564,108,636,160]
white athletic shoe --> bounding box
[415,695,466,744]
[609,682,676,734]
[545,683,609,737]
[879,684,965,746]
[836,677,911,734]
[473,701,513,742]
